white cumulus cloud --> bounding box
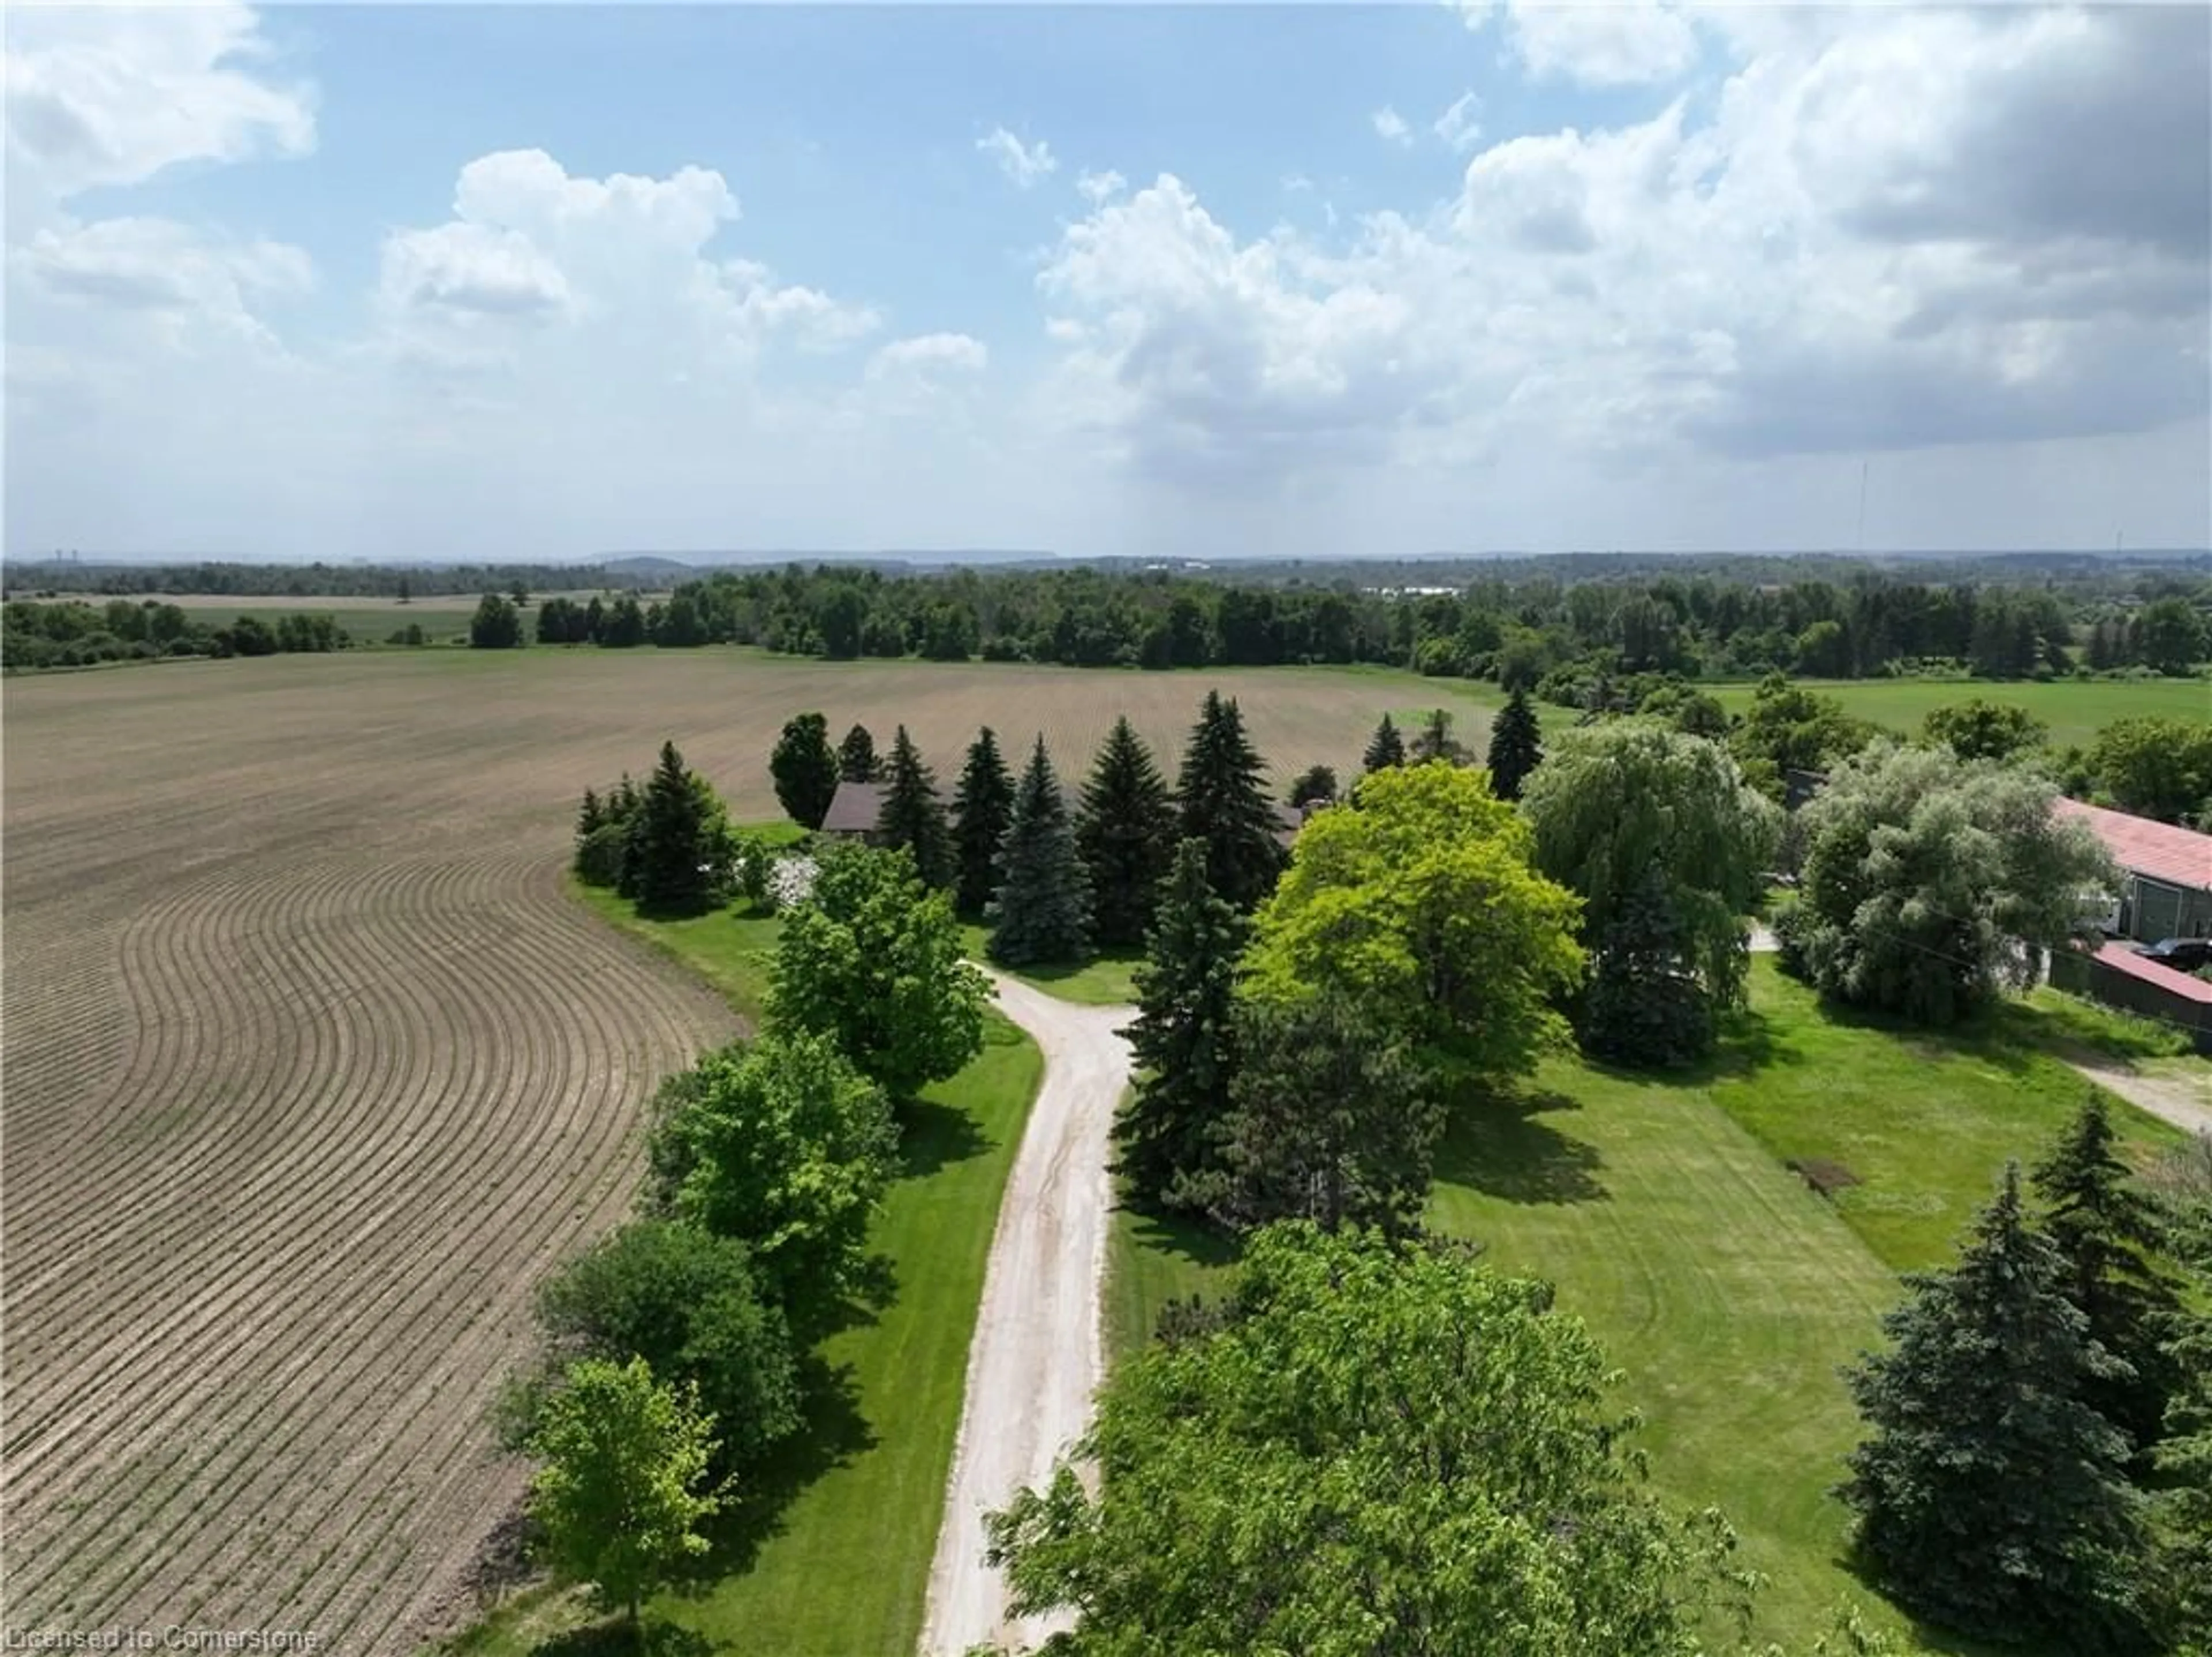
[1370,105,1413,146]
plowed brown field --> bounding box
[1,648,1476,1652]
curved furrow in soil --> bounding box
[2,856,475,1603]
[1,852,430,1362]
[43,860,510,1617]
[275,921,699,1641]
[10,849,728,1645]
[15,854,529,1582]
[135,860,627,1625]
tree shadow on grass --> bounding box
[1122,1201,1241,1272]
[896,1095,989,1181]
[1434,1091,1607,1205]
[1826,1551,2037,1657]
[531,1620,715,1657]
[672,1353,878,1588]
[1008,948,1143,994]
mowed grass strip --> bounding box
[1706,675,2207,750]
[1710,963,2188,1273]
[1104,964,2188,1655]
[466,896,1043,1657]
[957,922,1142,1007]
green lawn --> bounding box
[1104,962,2186,1655]
[455,888,1044,1657]
[956,922,1142,1006]
[1710,965,2186,1273]
[1706,676,2208,751]
[574,883,781,1023]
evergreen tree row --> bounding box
[767,692,1292,969]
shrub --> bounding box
[574,820,630,888]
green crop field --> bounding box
[1105,962,2190,1656]
[1707,675,2209,750]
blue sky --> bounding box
[6,3,2209,562]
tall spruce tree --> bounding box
[770,713,839,830]
[1175,691,1283,912]
[1209,990,1440,1238]
[2155,1242,2212,1650]
[1077,717,1175,948]
[1362,713,1406,773]
[1486,688,1543,801]
[950,726,1016,917]
[1841,1164,2150,1654]
[630,741,715,915]
[839,723,883,784]
[876,725,953,888]
[1409,708,1464,765]
[987,737,1093,967]
[2033,1094,2185,1456]
[1115,840,1248,1209]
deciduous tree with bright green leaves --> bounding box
[655,1031,897,1330]
[770,712,839,830]
[983,1223,1752,1657]
[526,1355,725,1632]
[1521,721,1778,1063]
[1919,697,2050,763]
[767,841,988,1099]
[1783,741,2116,1026]
[988,736,1092,967]
[1729,672,1876,798]
[2088,715,2212,828]
[533,1220,801,1471]
[1076,717,1175,948]
[1841,1165,2151,1655]
[950,725,1016,917]
[1245,762,1584,1087]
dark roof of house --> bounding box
[1272,799,1319,849]
[821,779,887,835]
[2054,798,2212,892]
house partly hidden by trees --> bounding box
[820,779,889,843]
[2050,799,2212,1051]
[2056,799,2212,946]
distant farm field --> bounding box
[1706,675,2209,748]
[1,649,1468,1652]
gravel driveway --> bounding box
[919,973,1134,1656]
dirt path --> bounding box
[919,974,1134,1656]
[2067,1057,2212,1137]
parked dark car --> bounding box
[2136,937,2212,972]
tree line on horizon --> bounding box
[426,559,2212,687]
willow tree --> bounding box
[1520,721,1779,1064]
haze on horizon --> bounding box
[6,2,2209,564]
